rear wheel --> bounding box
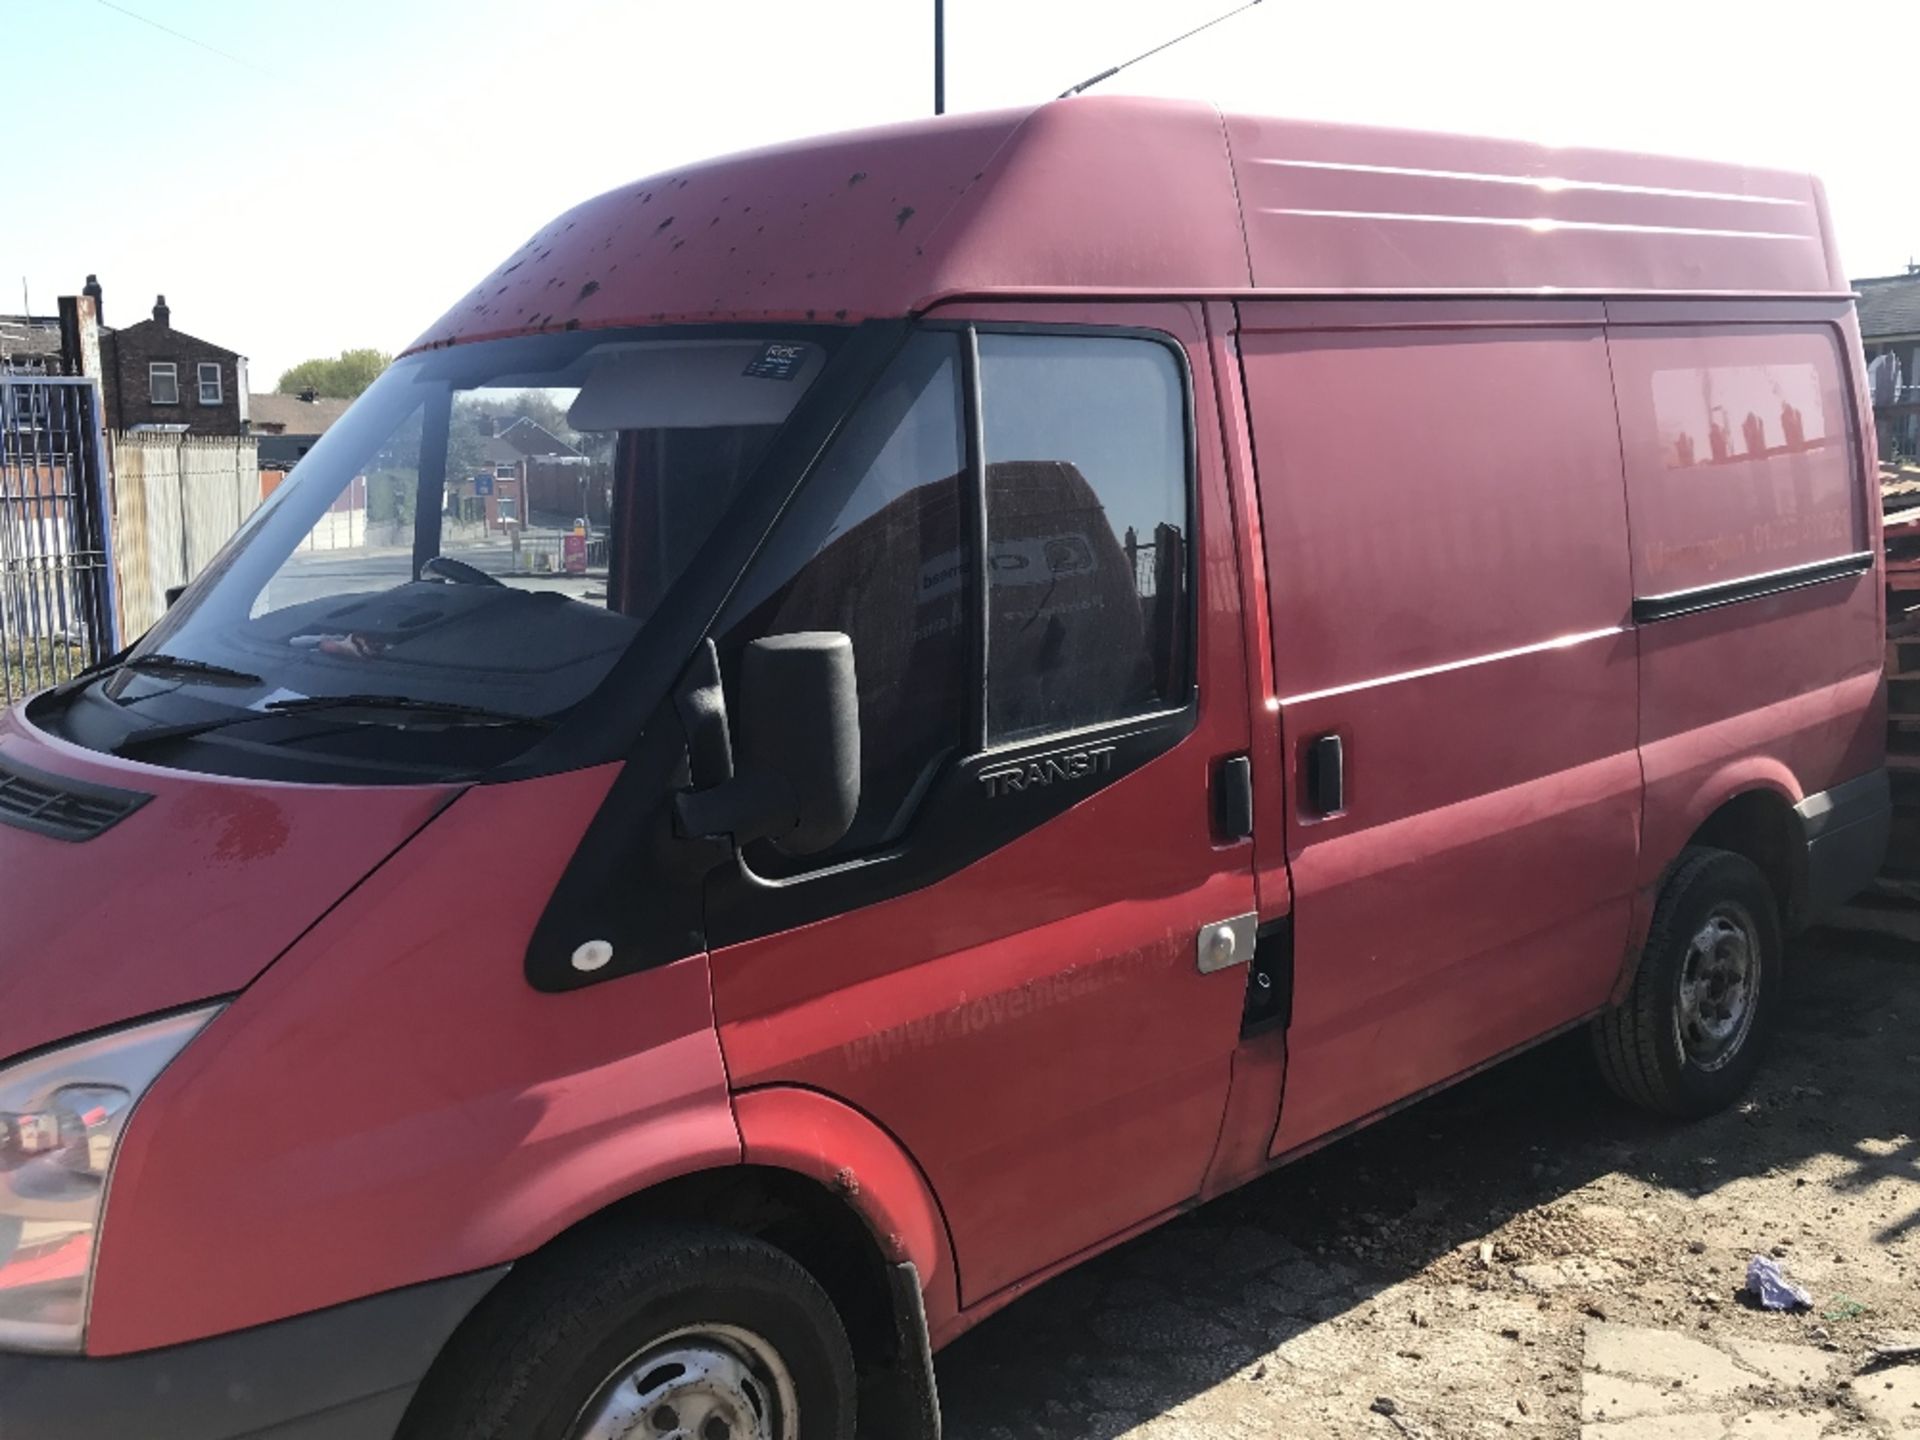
[399,1223,857,1440]
[1592,847,1782,1118]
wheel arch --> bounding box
[728,1086,959,1345]
[1684,787,1808,929]
[401,1088,957,1440]
[587,1162,927,1407]
[1616,770,1808,1003]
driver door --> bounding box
[703,304,1259,1304]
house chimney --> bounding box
[299,387,317,403]
[152,294,170,327]
[58,293,103,381]
[82,274,103,327]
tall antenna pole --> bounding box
[1059,0,1265,99]
[934,0,946,115]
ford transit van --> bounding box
[0,97,1889,1440]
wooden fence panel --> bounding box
[110,433,259,637]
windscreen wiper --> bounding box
[118,653,265,686]
[262,693,558,727]
[112,692,555,756]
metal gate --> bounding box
[1,375,117,705]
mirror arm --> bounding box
[729,841,821,892]
[669,637,803,845]
[672,768,798,845]
[672,639,735,789]
[665,630,859,860]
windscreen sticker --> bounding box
[743,343,809,381]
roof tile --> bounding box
[1855,273,1920,340]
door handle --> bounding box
[1304,733,1345,817]
[1213,754,1253,840]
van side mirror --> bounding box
[673,632,861,857]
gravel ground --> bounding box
[936,927,1920,1438]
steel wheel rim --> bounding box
[1675,903,1761,1071]
[568,1323,798,1440]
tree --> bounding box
[275,348,392,400]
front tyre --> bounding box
[1592,847,1782,1118]
[399,1224,857,1440]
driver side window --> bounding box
[716,325,1194,867]
[716,332,970,859]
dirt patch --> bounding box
[937,929,1920,1438]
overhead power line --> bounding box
[90,0,264,75]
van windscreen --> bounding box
[70,327,841,776]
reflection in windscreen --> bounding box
[130,331,833,730]
[259,389,614,618]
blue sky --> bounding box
[7,0,1909,387]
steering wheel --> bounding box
[420,555,504,587]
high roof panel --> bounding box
[1224,113,1835,296]
[408,98,1841,355]
[409,98,1246,354]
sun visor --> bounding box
[567,341,826,431]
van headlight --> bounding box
[0,1006,221,1353]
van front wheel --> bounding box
[399,1223,856,1440]
[1592,847,1782,1118]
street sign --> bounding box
[473,473,494,497]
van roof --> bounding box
[409,96,1844,355]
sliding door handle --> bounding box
[1304,733,1345,817]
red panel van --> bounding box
[0,98,1888,1440]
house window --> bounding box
[495,495,518,523]
[149,363,179,405]
[197,362,223,406]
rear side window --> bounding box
[979,334,1189,740]
[1608,325,1865,597]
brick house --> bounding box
[447,417,589,531]
[72,279,247,436]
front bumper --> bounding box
[1796,768,1893,927]
[0,1267,505,1440]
